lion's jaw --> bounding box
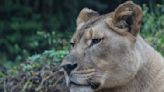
[70,85,93,92]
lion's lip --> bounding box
[88,81,100,89]
[70,81,90,86]
[70,80,100,90]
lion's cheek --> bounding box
[96,60,109,69]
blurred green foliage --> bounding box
[0,0,163,67]
[141,4,164,55]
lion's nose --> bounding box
[62,63,77,74]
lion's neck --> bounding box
[132,36,164,92]
[136,36,163,65]
[99,36,164,92]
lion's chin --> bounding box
[70,84,94,92]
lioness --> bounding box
[60,1,164,92]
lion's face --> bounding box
[61,1,143,92]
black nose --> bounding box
[62,63,77,74]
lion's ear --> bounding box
[112,1,143,36]
[76,8,99,28]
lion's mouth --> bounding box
[64,74,100,90]
[63,69,101,91]
[70,81,89,86]
[69,80,100,89]
[69,81,99,92]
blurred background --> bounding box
[0,0,164,68]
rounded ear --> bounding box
[76,8,99,28]
[113,1,143,36]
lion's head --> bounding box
[61,1,143,92]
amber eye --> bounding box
[91,38,103,46]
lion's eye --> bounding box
[70,42,75,47]
[91,38,103,46]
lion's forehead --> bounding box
[78,13,113,31]
[72,15,113,43]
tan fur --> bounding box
[61,1,164,92]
